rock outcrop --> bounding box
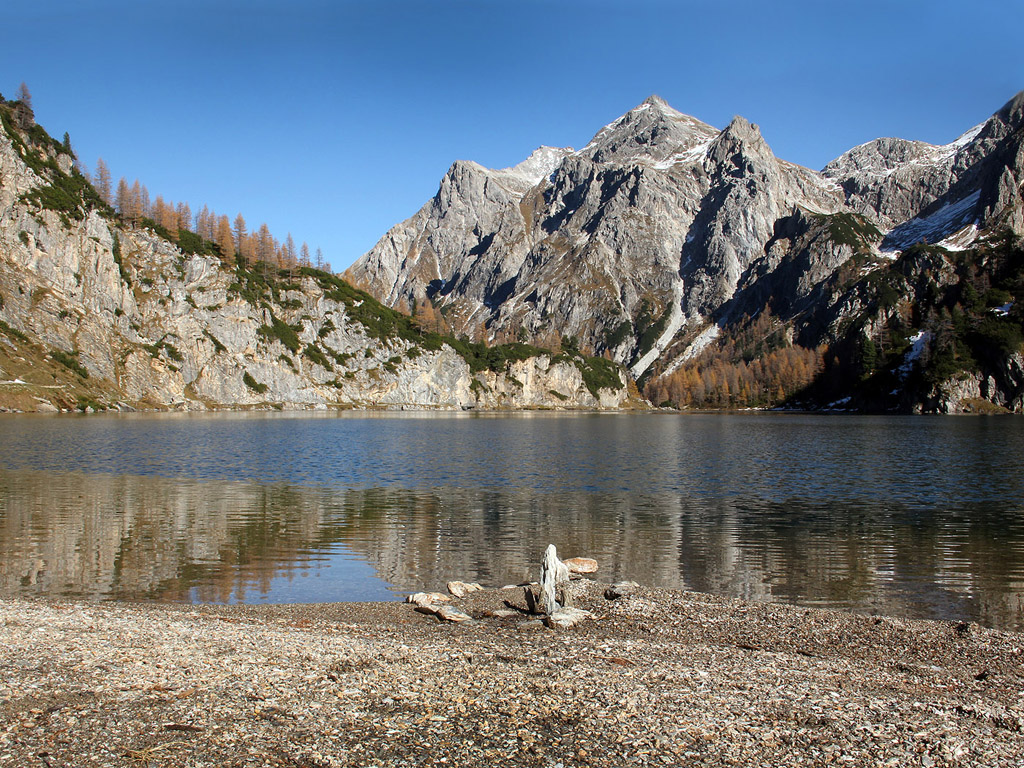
[0,102,632,412]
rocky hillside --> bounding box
[348,93,1024,413]
[0,98,633,413]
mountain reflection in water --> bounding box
[0,412,1022,630]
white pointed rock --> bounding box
[539,544,570,615]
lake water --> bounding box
[1,411,1022,630]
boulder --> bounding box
[563,557,598,575]
[435,606,473,623]
[446,581,483,598]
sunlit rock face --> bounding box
[0,114,630,412]
[349,93,1024,378]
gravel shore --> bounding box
[2,582,1022,767]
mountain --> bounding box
[0,98,633,413]
[347,93,1024,413]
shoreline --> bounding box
[2,583,1022,767]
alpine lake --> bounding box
[1,410,1022,631]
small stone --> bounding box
[484,609,519,619]
[435,606,473,623]
[446,581,483,598]
[563,557,598,574]
[519,619,547,632]
[406,592,451,608]
[604,581,640,600]
[544,607,593,628]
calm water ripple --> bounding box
[1,411,1022,629]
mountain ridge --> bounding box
[0,97,634,413]
[346,91,1024,412]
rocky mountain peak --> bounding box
[705,114,776,176]
[578,96,718,166]
[994,89,1024,128]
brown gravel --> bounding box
[1,582,1022,767]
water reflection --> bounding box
[1,468,1022,629]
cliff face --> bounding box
[348,92,1024,413]
[0,108,631,413]
[347,96,845,377]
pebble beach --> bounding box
[2,581,1022,767]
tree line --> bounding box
[644,312,825,409]
[85,158,329,272]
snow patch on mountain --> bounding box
[498,146,573,186]
[883,190,981,252]
[630,281,686,378]
[898,331,932,379]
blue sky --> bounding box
[4,0,1021,271]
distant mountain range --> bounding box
[347,93,1024,412]
[1,90,1021,413]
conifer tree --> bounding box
[94,158,113,205]
[15,82,31,108]
[137,182,150,219]
[177,202,192,232]
[195,206,214,241]
[216,215,235,259]
[284,233,297,265]
[240,232,256,263]
[233,214,248,262]
[115,177,130,219]
[256,223,273,263]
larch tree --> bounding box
[240,232,256,263]
[137,182,150,219]
[152,195,170,231]
[215,215,235,260]
[118,178,143,225]
[233,214,248,262]
[94,158,113,205]
[195,206,213,241]
[177,202,192,232]
[284,233,297,265]
[256,223,274,263]
[115,177,131,219]
[300,242,311,267]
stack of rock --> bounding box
[524,544,595,628]
[407,545,603,628]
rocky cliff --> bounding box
[0,101,633,413]
[348,93,1024,413]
